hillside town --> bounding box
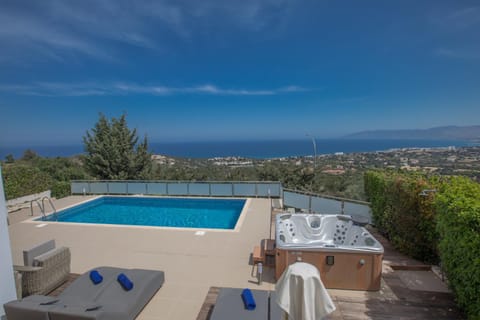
[153,146,480,181]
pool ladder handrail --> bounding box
[30,196,57,221]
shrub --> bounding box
[364,170,439,263]
[365,170,480,318]
[2,156,90,200]
[364,171,389,231]
[435,177,480,319]
[2,165,52,200]
[51,181,71,199]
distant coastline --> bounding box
[344,125,480,140]
[1,138,477,160]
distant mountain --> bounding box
[343,125,480,140]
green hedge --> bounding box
[2,165,53,200]
[365,170,480,318]
[1,157,91,200]
[435,177,480,319]
[51,181,71,199]
[364,170,439,263]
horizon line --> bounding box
[0,136,475,149]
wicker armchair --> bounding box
[14,240,71,297]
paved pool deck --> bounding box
[8,196,276,320]
[7,196,463,320]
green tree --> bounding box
[83,113,152,179]
[5,154,14,163]
[22,149,38,161]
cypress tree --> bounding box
[83,113,152,179]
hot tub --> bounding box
[275,213,384,291]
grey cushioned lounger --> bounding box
[47,303,124,320]
[93,269,164,320]
[4,295,59,320]
[48,268,165,320]
[4,267,165,320]
[268,291,284,320]
[210,288,269,320]
[59,266,122,301]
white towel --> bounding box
[275,262,336,320]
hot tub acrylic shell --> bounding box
[275,213,384,291]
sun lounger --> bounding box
[3,267,165,320]
[57,266,122,301]
[268,291,283,320]
[209,288,283,320]
[210,288,268,320]
[2,295,59,320]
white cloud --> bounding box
[0,0,295,64]
[189,85,275,95]
[447,6,480,29]
[279,86,310,93]
[0,82,311,97]
[0,11,112,61]
[435,48,480,60]
[429,5,480,30]
[427,6,480,62]
[187,0,294,31]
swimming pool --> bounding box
[39,197,246,230]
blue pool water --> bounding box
[40,197,246,229]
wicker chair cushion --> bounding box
[23,240,56,266]
[32,247,68,267]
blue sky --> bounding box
[0,0,479,146]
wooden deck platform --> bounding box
[196,283,463,320]
[196,229,465,320]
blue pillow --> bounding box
[241,288,256,310]
[89,270,103,285]
[117,273,134,291]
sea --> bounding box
[0,139,477,160]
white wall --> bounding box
[7,190,51,207]
[0,166,17,315]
